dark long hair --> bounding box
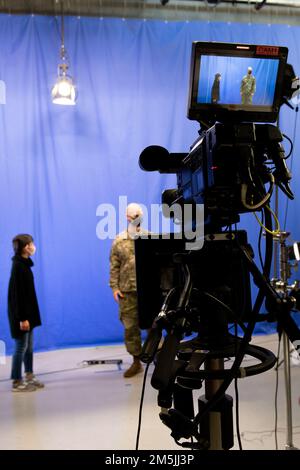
[12,234,33,255]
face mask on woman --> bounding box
[28,244,36,256]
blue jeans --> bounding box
[11,331,34,381]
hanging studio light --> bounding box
[52,2,76,105]
[52,61,76,105]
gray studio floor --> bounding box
[0,334,299,450]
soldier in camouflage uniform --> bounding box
[240,67,256,105]
[109,203,144,378]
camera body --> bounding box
[175,122,292,228]
[140,121,293,231]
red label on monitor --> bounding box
[256,46,280,56]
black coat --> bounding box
[8,255,42,339]
[211,78,220,103]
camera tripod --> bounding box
[140,221,300,449]
[270,230,299,450]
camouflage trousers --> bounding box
[119,291,142,357]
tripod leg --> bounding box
[283,333,298,450]
[198,358,234,450]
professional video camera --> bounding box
[139,43,298,229]
[135,42,300,450]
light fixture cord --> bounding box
[60,0,65,60]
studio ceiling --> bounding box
[0,1,300,24]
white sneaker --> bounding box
[291,349,300,366]
[25,375,45,389]
[12,381,36,392]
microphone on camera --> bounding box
[139,146,186,174]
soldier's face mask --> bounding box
[127,215,142,239]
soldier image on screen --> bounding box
[240,66,256,104]
[211,73,221,103]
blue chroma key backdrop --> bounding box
[0,15,299,353]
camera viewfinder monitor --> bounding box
[187,42,288,123]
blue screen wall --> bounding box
[0,15,299,353]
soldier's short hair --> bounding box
[126,203,143,220]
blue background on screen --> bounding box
[197,56,279,106]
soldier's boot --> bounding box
[123,356,143,378]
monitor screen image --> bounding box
[197,55,279,107]
[187,42,288,123]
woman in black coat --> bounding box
[211,73,221,104]
[8,234,44,392]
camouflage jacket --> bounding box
[240,75,256,96]
[109,231,137,293]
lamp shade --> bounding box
[52,70,76,106]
